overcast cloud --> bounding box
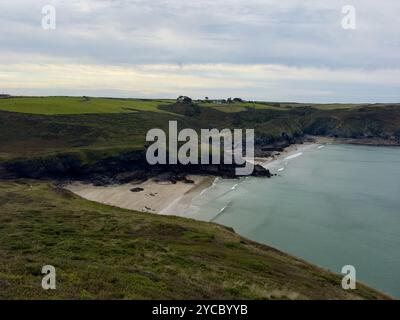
[1,0,400,102]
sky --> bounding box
[1,0,400,102]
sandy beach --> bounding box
[66,137,331,215]
[65,175,215,215]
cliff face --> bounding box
[302,105,400,141]
[1,101,400,184]
[1,150,272,185]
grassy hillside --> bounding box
[201,102,364,113]
[0,97,398,300]
[1,97,399,161]
[0,97,175,115]
[0,180,390,300]
[0,97,363,115]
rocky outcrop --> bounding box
[254,132,304,156]
[1,150,272,185]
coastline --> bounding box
[67,135,400,216]
[65,138,331,215]
[165,140,328,217]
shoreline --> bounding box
[160,176,216,215]
[65,175,216,215]
[65,138,330,215]
[65,135,399,216]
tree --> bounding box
[177,96,192,104]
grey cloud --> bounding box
[0,0,399,67]
[1,0,400,102]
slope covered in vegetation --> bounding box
[0,97,399,162]
[0,180,390,300]
[0,97,398,300]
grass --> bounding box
[200,102,364,113]
[0,97,366,116]
[0,97,399,162]
[0,180,390,300]
[279,103,363,110]
[0,97,398,299]
[0,97,174,115]
[199,102,282,113]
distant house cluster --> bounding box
[210,97,244,104]
[177,96,246,104]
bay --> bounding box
[185,144,400,298]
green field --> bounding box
[0,180,389,300]
[0,96,399,161]
[0,97,175,115]
[201,102,364,113]
[0,96,366,116]
[199,102,284,113]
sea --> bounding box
[179,143,400,298]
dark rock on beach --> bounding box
[252,165,272,177]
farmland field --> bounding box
[0,97,175,115]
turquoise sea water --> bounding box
[185,144,400,298]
